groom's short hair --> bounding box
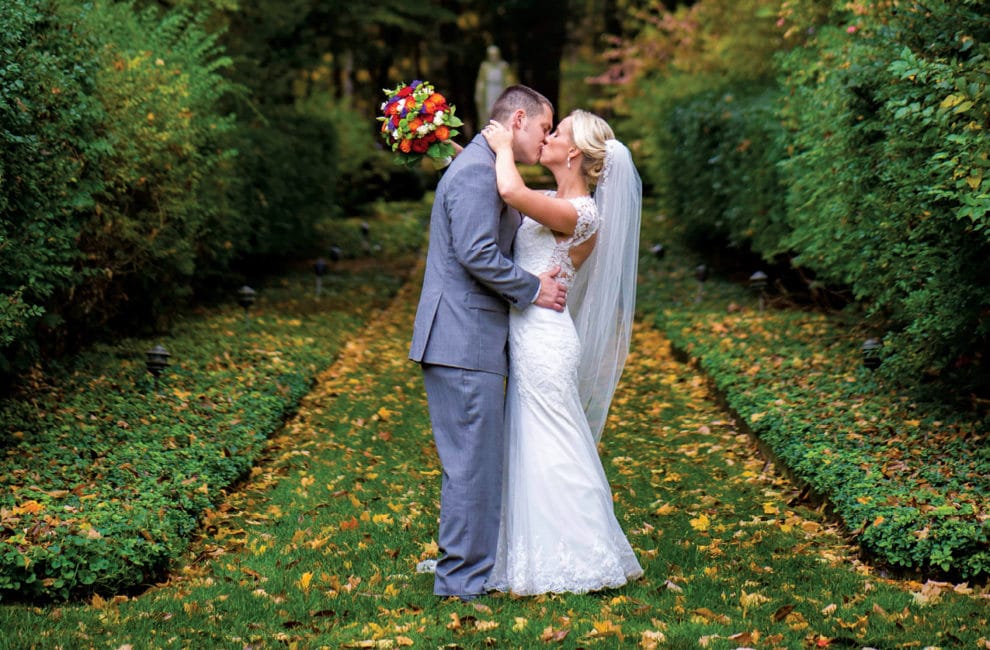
[489,85,553,124]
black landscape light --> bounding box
[749,270,768,312]
[328,245,342,263]
[650,243,665,260]
[314,257,327,298]
[360,221,371,251]
[145,344,170,393]
[237,285,257,326]
[145,344,171,378]
[694,264,708,303]
[861,338,882,370]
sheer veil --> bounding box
[568,140,642,442]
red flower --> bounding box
[434,126,450,141]
[412,138,430,153]
[397,86,413,98]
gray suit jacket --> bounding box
[409,134,540,376]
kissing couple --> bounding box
[409,84,644,599]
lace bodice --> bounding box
[513,194,598,288]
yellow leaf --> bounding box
[475,619,499,631]
[689,514,710,531]
[654,502,676,516]
[740,589,771,617]
[383,584,400,598]
[297,571,313,593]
[512,617,528,632]
[396,637,414,647]
[940,94,963,109]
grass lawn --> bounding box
[2,256,986,648]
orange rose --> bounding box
[434,126,450,141]
[399,139,412,153]
[408,117,424,132]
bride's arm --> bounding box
[482,121,578,235]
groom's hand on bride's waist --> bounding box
[534,265,567,312]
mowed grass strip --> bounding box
[2,261,987,648]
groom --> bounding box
[409,85,565,600]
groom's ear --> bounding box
[510,108,526,130]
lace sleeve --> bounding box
[567,196,599,247]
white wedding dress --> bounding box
[487,194,643,595]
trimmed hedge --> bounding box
[636,212,990,579]
[0,0,239,372]
[776,2,990,390]
[627,0,990,393]
[0,229,422,600]
[0,1,346,380]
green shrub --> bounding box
[776,1,990,390]
[662,83,788,255]
[0,0,241,374]
[0,261,411,600]
[226,107,338,261]
[637,211,990,579]
[0,0,100,370]
[60,1,238,333]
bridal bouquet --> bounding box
[378,80,462,168]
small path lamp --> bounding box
[861,338,883,370]
[749,270,768,312]
[145,344,170,393]
[237,285,257,327]
[360,221,371,252]
[650,243,665,260]
[314,257,327,298]
[328,245,342,263]
[694,264,708,303]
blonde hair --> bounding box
[569,109,615,190]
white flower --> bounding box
[417,124,430,136]
[433,111,445,124]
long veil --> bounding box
[568,140,642,442]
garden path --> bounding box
[7,261,985,648]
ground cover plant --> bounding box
[636,209,990,581]
[2,257,987,648]
[0,246,416,601]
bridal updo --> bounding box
[570,109,615,190]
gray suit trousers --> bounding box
[422,363,505,597]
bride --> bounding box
[480,111,643,595]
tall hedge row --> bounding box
[0,0,338,378]
[631,0,990,392]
